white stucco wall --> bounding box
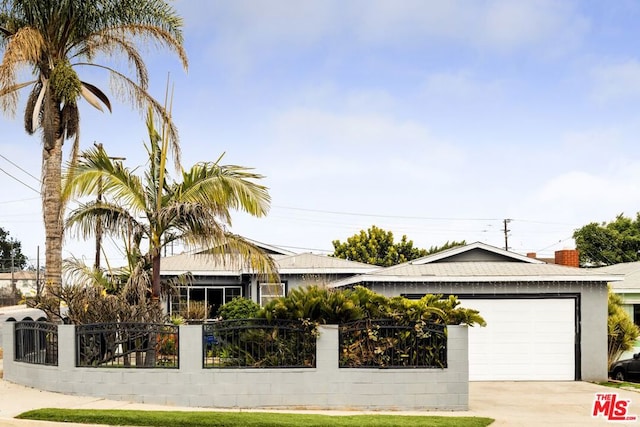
[3,323,468,411]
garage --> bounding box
[460,297,576,381]
[330,242,619,381]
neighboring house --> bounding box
[327,242,621,382]
[159,242,378,318]
[596,261,640,359]
[0,270,39,297]
[598,261,640,323]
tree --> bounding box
[64,109,277,304]
[608,289,639,368]
[0,0,188,293]
[331,225,465,266]
[573,213,640,266]
[0,226,26,271]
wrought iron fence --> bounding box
[14,320,58,366]
[76,323,179,368]
[0,295,19,307]
[203,319,316,368]
[339,319,447,368]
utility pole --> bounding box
[91,142,126,270]
[36,245,41,297]
[503,219,511,251]
[10,248,15,297]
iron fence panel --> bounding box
[75,323,179,368]
[339,319,447,368]
[203,319,316,368]
[14,320,58,366]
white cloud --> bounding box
[591,59,640,103]
[263,107,464,190]
[176,0,588,69]
[422,70,504,99]
[479,0,587,53]
[517,165,640,230]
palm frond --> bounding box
[105,23,188,70]
[64,148,148,214]
[74,62,181,169]
[65,200,146,242]
[178,162,271,218]
[0,26,44,113]
[80,81,110,112]
[75,31,150,89]
[214,233,279,282]
[0,79,35,97]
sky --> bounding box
[2,0,640,268]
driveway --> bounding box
[0,379,638,426]
[466,381,640,426]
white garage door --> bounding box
[459,298,575,381]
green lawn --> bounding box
[17,409,494,427]
[596,380,640,390]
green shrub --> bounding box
[217,297,261,320]
[259,285,486,327]
[609,289,639,367]
[180,301,207,321]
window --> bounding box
[634,304,640,327]
[259,282,285,306]
[224,287,242,304]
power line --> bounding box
[272,205,501,221]
[0,197,40,204]
[0,166,40,193]
[0,153,40,182]
[272,205,580,227]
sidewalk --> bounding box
[2,378,640,426]
[1,340,640,427]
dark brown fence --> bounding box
[339,319,447,368]
[14,320,58,366]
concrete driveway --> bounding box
[0,379,638,426]
[466,381,640,426]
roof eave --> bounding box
[329,274,621,288]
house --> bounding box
[597,261,640,322]
[327,242,621,382]
[159,242,378,318]
[0,270,39,298]
[596,261,640,359]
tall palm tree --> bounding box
[64,109,278,303]
[0,0,188,293]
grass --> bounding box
[596,380,640,390]
[17,409,494,427]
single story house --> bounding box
[596,261,640,359]
[328,242,622,382]
[0,270,38,298]
[159,242,378,318]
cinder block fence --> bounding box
[2,323,468,411]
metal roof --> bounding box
[328,242,622,288]
[596,262,640,290]
[159,252,378,276]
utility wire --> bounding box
[0,153,40,182]
[0,166,40,193]
[272,205,501,221]
[0,197,40,204]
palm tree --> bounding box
[64,109,278,303]
[0,0,188,293]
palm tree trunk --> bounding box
[152,248,161,304]
[41,92,64,316]
[42,140,63,297]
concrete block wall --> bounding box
[2,323,468,411]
